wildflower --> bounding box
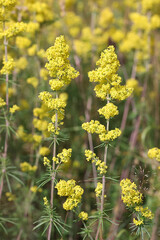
[95,182,103,197]
[9,105,20,113]
[55,179,84,210]
[148,147,160,161]
[5,192,16,201]
[133,218,144,226]
[79,211,88,221]
[39,147,50,156]
[0,97,6,108]
[20,162,37,172]
[98,103,119,120]
[43,157,51,167]
[30,186,42,193]
[1,58,15,75]
[43,197,49,206]
[120,178,143,207]
[27,77,38,88]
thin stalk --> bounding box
[141,228,144,240]
[47,93,58,240]
[0,17,9,199]
[95,95,110,240]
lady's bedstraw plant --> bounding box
[120,179,154,239]
[0,0,25,199]
[35,35,79,239]
[82,46,133,239]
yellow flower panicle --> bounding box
[9,104,20,113]
[1,58,15,75]
[43,157,51,167]
[39,147,50,156]
[88,45,132,101]
[78,211,88,221]
[20,162,37,172]
[27,77,38,88]
[55,179,84,211]
[43,196,49,206]
[99,128,121,142]
[133,218,144,226]
[98,102,119,120]
[0,0,16,8]
[0,22,27,39]
[0,97,6,108]
[53,148,72,164]
[85,150,107,175]
[148,147,160,162]
[120,178,143,207]
[135,206,154,220]
[30,186,42,193]
[95,182,103,197]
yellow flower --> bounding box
[0,97,6,108]
[9,105,20,113]
[95,182,103,197]
[39,147,50,156]
[133,218,144,226]
[20,162,37,172]
[120,179,143,207]
[27,77,38,88]
[79,211,88,221]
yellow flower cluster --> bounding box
[100,128,121,142]
[0,97,6,108]
[120,178,143,207]
[120,179,154,227]
[1,58,15,75]
[148,147,160,161]
[20,162,37,172]
[135,206,154,220]
[9,104,20,113]
[33,104,50,137]
[0,0,16,8]
[78,211,88,221]
[82,120,105,134]
[39,147,50,156]
[55,179,84,210]
[43,157,51,167]
[53,148,72,164]
[5,192,16,201]
[27,77,38,88]
[39,92,66,110]
[43,196,49,206]
[85,150,107,175]
[16,36,31,49]
[0,22,26,39]
[17,126,42,146]
[133,218,144,226]
[88,46,132,101]
[126,78,142,95]
[95,182,103,197]
[82,121,121,142]
[45,35,79,86]
[98,103,119,120]
[27,2,53,23]
[30,186,42,193]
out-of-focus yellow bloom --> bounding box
[10,104,20,113]
[39,147,50,156]
[27,77,38,88]
[0,97,6,108]
[20,162,37,172]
